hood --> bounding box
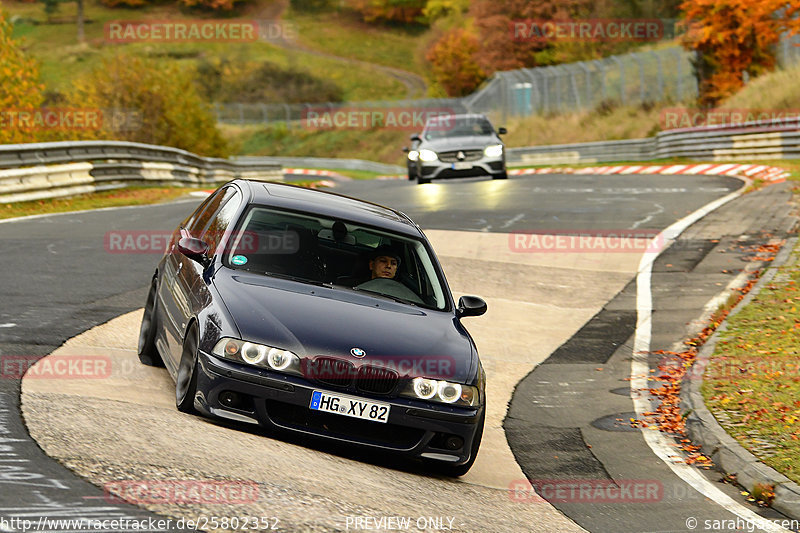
[213,269,476,383]
[422,135,500,152]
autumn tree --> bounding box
[681,0,800,106]
[345,0,426,24]
[179,0,249,11]
[425,27,485,96]
[67,55,229,157]
[468,0,595,75]
[0,9,46,144]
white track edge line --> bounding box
[631,179,790,533]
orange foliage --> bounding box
[0,9,48,144]
[469,0,593,77]
[345,0,426,24]
[680,0,800,106]
[425,28,485,97]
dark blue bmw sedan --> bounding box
[138,179,487,475]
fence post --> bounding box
[630,53,646,103]
[609,55,624,104]
[578,62,592,110]
[593,60,607,102]
[651,51,664,102]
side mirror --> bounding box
[456,295,487,318]
[177,236,211,267]
[497,127,507,135]
[402,146,409,153]
[410,133,421,142]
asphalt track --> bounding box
[1,173,797,532]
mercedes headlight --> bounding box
[407,150,419,162]
[484,144,503,158]
[419,149,438,162]
[213,338,301,376]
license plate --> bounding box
[453,162,473,170]
[309,390,390,423]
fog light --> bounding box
[219,391,243,409]
[445,436,464,450]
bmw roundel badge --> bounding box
[350,347,366,358]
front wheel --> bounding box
[176,323,199,413]
[492,172,508,180]
[417,176,431,185]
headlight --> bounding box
[407,150,419,162]
[419,149,438,162]
[400,377,480,407]
[484,144,503,158]
[213,338,301,376]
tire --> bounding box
[176,323,199,413]
[436,409,485,477]
[138,277,165,367]
[417,176,431,185]
[492,172,508,180]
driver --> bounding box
[369,245,401,280]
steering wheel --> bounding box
[355,278,424,305]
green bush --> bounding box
[67,54,229,157]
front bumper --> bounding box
[194,351,484,466]
[417,155,506,180]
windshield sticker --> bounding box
[231,255,248,266]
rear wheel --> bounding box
[138,277,164,367]
[176,323,199,413]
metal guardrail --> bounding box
[507,119,800,166]
[249,156,404,175]
[0,141,283,203]
[1,117,797,203]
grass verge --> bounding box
[702,237,800,484]
[0,186,204,220]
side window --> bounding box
[201,189,242,255]
[186,187,234,236]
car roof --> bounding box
[236,180,422,237]
[425,113,490,124]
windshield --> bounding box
[225,206,449,311]
[423,115,495,141]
